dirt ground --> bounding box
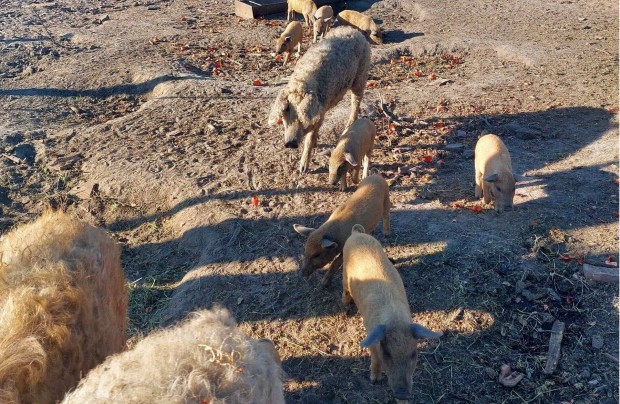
[1,0,618,402]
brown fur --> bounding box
[275,21,303,65]
[62,307,285,404]
[342,225,442,402]
[287,0,317,28]
[313,5,333,43]
[0,211,127,404]
[268,27,370,174]
[336,10,383,45]
[293,174,390,286]
[328,118,376,191]
[474,134,516,213]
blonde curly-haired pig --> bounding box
[313,6,333,43]
[336,10,383,45]
[293,174,390,286]
[62,307,285,404]
[276,21,303,65]
[328,118,376,191]
[287,0,317,28]
[474,134,516,213]
[342,224,442,403]
[268,27,370,173]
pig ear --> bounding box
[324,17,332,23]
[361,324,386,347]
[268,90,289,126]
[351,224,366,233]
[483,173,499,183]
[293,224,316,237]
[410,323,443,339]
[344,152,358,166]
[320,237,337,249]
[297,92,321,127]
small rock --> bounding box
[546,288,561,302]
[578,17,587,21]
[456,130,467,137]
[522,288,546,301]
[239,208,248,215]
[591,334,604,349]
[588,378,599,385]
[484,366,498,379]
[502,121,542,140]
[515,280,526,294]
[462,149,474,159]
[95,14,110,24]
[13,143,35,164]
[578,369,591,380]
[445,143,464,152]
[2,132,23,146]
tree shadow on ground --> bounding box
[0,75,206,98]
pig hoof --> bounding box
[320,277,331,288]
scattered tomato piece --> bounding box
[469,205,483,213]
[413,70,423,77]
[251,195,259,207]
[423,155,433,163]
[252,80,264,86]
[388,123,396,132]
[435,122,444,129]
[428,73,437,80]
[275,118,283,125]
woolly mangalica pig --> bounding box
[287,0,317,28]
[342,224,442,403]
[0,211,127,404]
[293,174,389,286]
[62,307,285,404]
[474,134,516,213]
[336,10,383,45]
[275,21,303,65]
[328,117,376,191]
[313,5,333,42]
[268,27,370,173]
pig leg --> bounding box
[362,154,370,179]
[482,182,492,205]
[369,345,383,383]
[342,275,352,305]
[299,131,316,173]
[296,42,301,55]
[339,172,348,192]
[475,171,483,199]
[346,76,365,127]
[321,253,343,287]
[283,52,290,66]
[351,166,361,184]
[382,195,391,236]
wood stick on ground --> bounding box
[543,320,565,374]
[582,263,619,283]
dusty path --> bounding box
[1,0,618,402]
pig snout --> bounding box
[328,176,338,185]
[285,139,299,148]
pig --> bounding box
[268,27,370,173]
[474,133,516,213]
[287,0,317,28]
[276,21,303,65]
[293,174,390,286]
[328,118,376,191]
[342,224,443,403]
[313,6,333,43]
[336,10,383,45]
